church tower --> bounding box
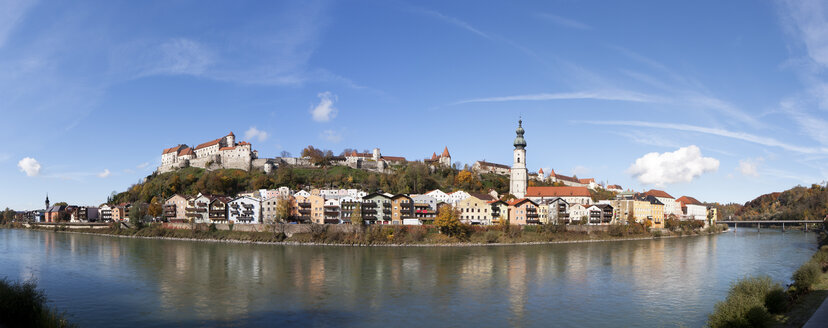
[45,194,50,210]
[510,120,528,198]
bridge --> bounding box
[717,220,825,232]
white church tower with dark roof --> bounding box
[510,119,528,198]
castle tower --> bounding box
[510,120,528,198]
[439,146,451,167]
[225,132,236,147]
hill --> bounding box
[736,183,828,221]
[111,164,517,204]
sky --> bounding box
[2,0,828,210]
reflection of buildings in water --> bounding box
[506,250,528,322]
[459,252,495,292]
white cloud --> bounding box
[627,146,719,186]
[17,157,41,177]
[97,169,111,178]
[310,91,337,122]
[582,120,828,154]
[320,129,342,143]
[537,13,591,30]
[136,162,149,169]
[738,159,760,177]
[244,126,269,142]
[454,90,662,105]
[0,0,37,48]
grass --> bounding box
[769,233,828,328]
[0,278,76,328]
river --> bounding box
[0,229,818,327]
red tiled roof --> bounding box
[468,193,495,201]
[219,146,236,151]
[178,147,193,156]
[538,168,544,174]
[476,161,510,169]
[645,189,674,199]
[676,196,702,206]
[382,156,406,162]
[579,178,595,184]
[195,138,222,150]
[555,174,580,184]
[163,145,185,155]
[607,184,622,189]
[442,146,450,158]
[526,186,591,197]
[507,198,536,207]
[238,141,250,146]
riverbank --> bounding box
[707,231,828,328]
[16,222,728,247]
[0,278,75,328]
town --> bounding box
[12,120,718,229]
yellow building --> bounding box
[489,200,509,225]
[456,193,497,225]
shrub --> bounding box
[0,278,75,328]
[405,226,427,243]
[763,287,787,314]
[608,224,624,237]
[792,261,820,293]
[651,230,663,238]
[708,276,780,328]
[208,223,217,233]
[485,230,501,243]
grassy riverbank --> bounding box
[0,278,76,328]
[27,222,726,246]
[708,231,828,328]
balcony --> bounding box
[382,209,391,214]
[298,202,311,208]
[526,213,539,218]
[324,218,340,224]
[185,213,201,218]
[298,209,311,214]
[363,215,377,221]
[400,203,412,208]
[363,209,377,214]
[527,219,541,224]
[362,202,377,208]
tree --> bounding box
[454,170,473,186]
[129,202,148,228]
[54,202,68,207]
[2,208,15,224]
[279,150,292,158]
[275,199,291,223]
[434,204,462,236]
[351,203,364,226]
[148,196,163,219]
[500,194,517,202]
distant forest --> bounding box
[734,183,828,221]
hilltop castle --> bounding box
[158,132,265,173]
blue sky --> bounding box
[2,0,827,209]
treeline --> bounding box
[737,183,828,221]
[111,164,516,205]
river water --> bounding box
[0,229,818,327]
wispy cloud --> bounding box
[320,129,342,143]
[136,162,149,169]
[415,7,490,39]
[0,0,37,48]
[537,13,591,30]
[453,90,663,105]
[97,169,111,178]
[738,158,761,177]
[581,120,828,154]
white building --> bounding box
[448,190,471,205]
[426,189,451,204]
[569,204,588,223]
[228,196,262,224]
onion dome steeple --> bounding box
[513,119,526,149]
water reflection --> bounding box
[0,229,815,327]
